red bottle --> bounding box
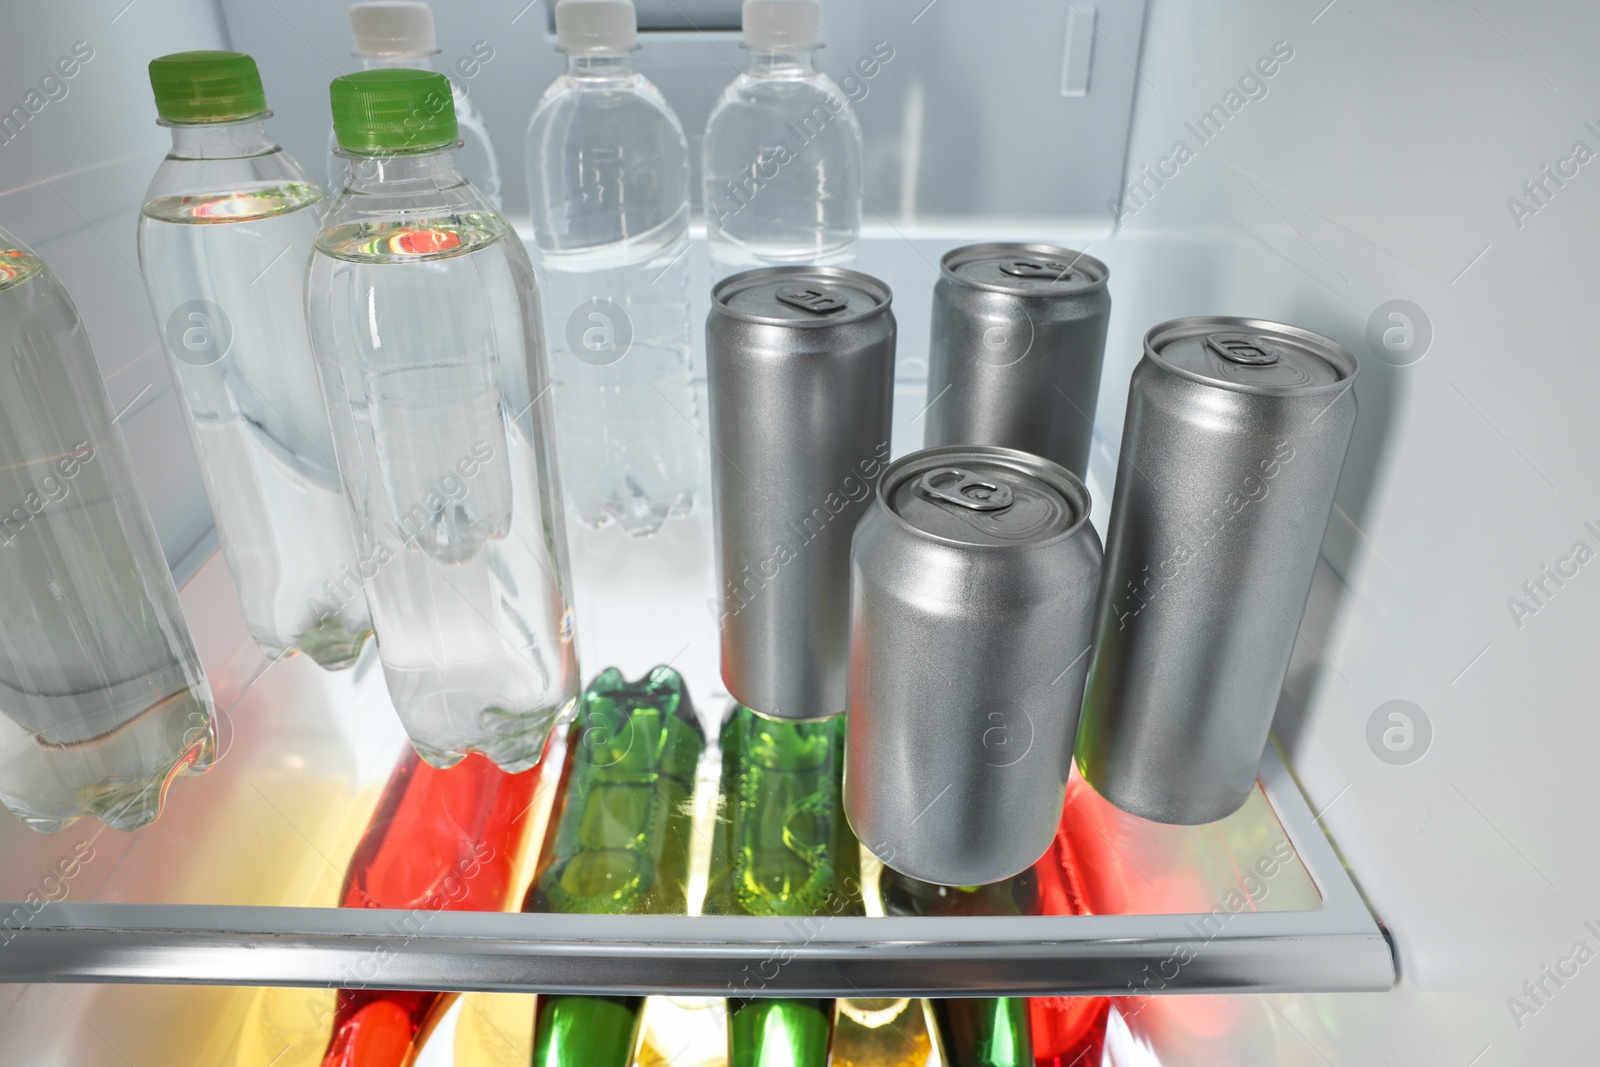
[320,748,542,1067]
[1028,800,1110,1067]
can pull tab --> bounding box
[919,468,1014,512]
[1206,333,1280,365]
[998,258,1074,281]
[776,285,849,315]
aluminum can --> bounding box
[924,243,1111,478]
[845,445,1103,885]
[1076,317,1359,824]
[707,267,896,721]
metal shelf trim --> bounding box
[0,748,1395,996]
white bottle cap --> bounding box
[742,0,822,51]
[555,0,638,54]
[349,2,438,56]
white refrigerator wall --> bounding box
[0,0,1594,1063]
[0,0,230,575]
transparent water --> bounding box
[139,182,372,667]
[526,56,701,538]
[703,58,864,278]
[0,245,214,832]
[308,211,578,772]
[537,218,698,536]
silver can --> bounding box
[924,243,1111,478]
[1076,317,1359,825]
[844,445,1103,885]
[707,267,896,721]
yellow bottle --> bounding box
[634,996,728,1067]
[453,992,536,1067]
[231,780,387,1067]
[833,999,932,1067]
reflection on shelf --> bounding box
[1064,769,1320,917]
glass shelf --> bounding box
[0,550,1393,998]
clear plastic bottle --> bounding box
[0,229,215,833]
[525,0,700,537]
[324,2,501,205]
[307,69,579,772]
[702,0,864,278]
[138,51,373,669]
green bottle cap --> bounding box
[148,51,268,124]
[330,68,457,155]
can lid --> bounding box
[713,266,891,328]
[881,445,1090,548]
[940,242,1109,297]
[1146,316,1357,395]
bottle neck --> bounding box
[166,119,276,160]
[565,52,635,80]
[342,147,462,193]
[358,52,438,72]
[745,50,819,77]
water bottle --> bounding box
[307,68,579,772]
[526,0,700,537]
[703,0,864,278]
[0,227,215,833]
[138,51,373,670]
[324,1,502,205]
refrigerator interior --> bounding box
[0,0,1591,1063]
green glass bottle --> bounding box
[727,998,833,1067]
[927,998,1032,1067]
[879,868,1033,1067]
[705,705,860,1067]
[524,666,706,1067]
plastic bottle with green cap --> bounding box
[524,0,700,539]
[306,67,579,773]
[323,2,500,203]
[137,50,373,671]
